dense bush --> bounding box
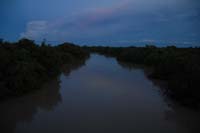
[0,39,89,99]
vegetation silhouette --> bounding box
[85,45,200,107]
[1,38,200,108]
[0,38,89,100]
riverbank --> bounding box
[85,46,200,108]
[1,40,200,108]
[2,54,200,133]
[0,39,89,100]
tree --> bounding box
[0,38,3,44]
[41,39,46,47]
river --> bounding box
[0,54,200,133]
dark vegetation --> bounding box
[1,38,200,108]
[0,39,89,99]
[85,45,200,107]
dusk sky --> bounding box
[0,0,200,46]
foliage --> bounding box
[0,39,89,99]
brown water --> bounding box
[0,54,200,133]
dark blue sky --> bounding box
[0,0,200,46]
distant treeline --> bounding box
[0,39,89,99]
[85,45,200,107]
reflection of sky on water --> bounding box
[0,54,200,133]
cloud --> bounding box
[20,1,132,42]
[20,0,200,45]
[20,20,71,42]
[20,21,48,40]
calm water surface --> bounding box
[0,54,200,133]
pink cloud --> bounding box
[77,1,132,28]
[20,1,133,41]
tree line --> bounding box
[1,39,200,107]
[0,39,89,99]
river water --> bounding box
[0,54,200,133]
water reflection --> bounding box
[62,60,87,76]
[1,54,200,133]
[56,54,177,133]
[0,60,87,133]
[117,59,200,133]
[118,60,169,96]
[0,79,61,133]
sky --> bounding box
[0,0,200,46]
